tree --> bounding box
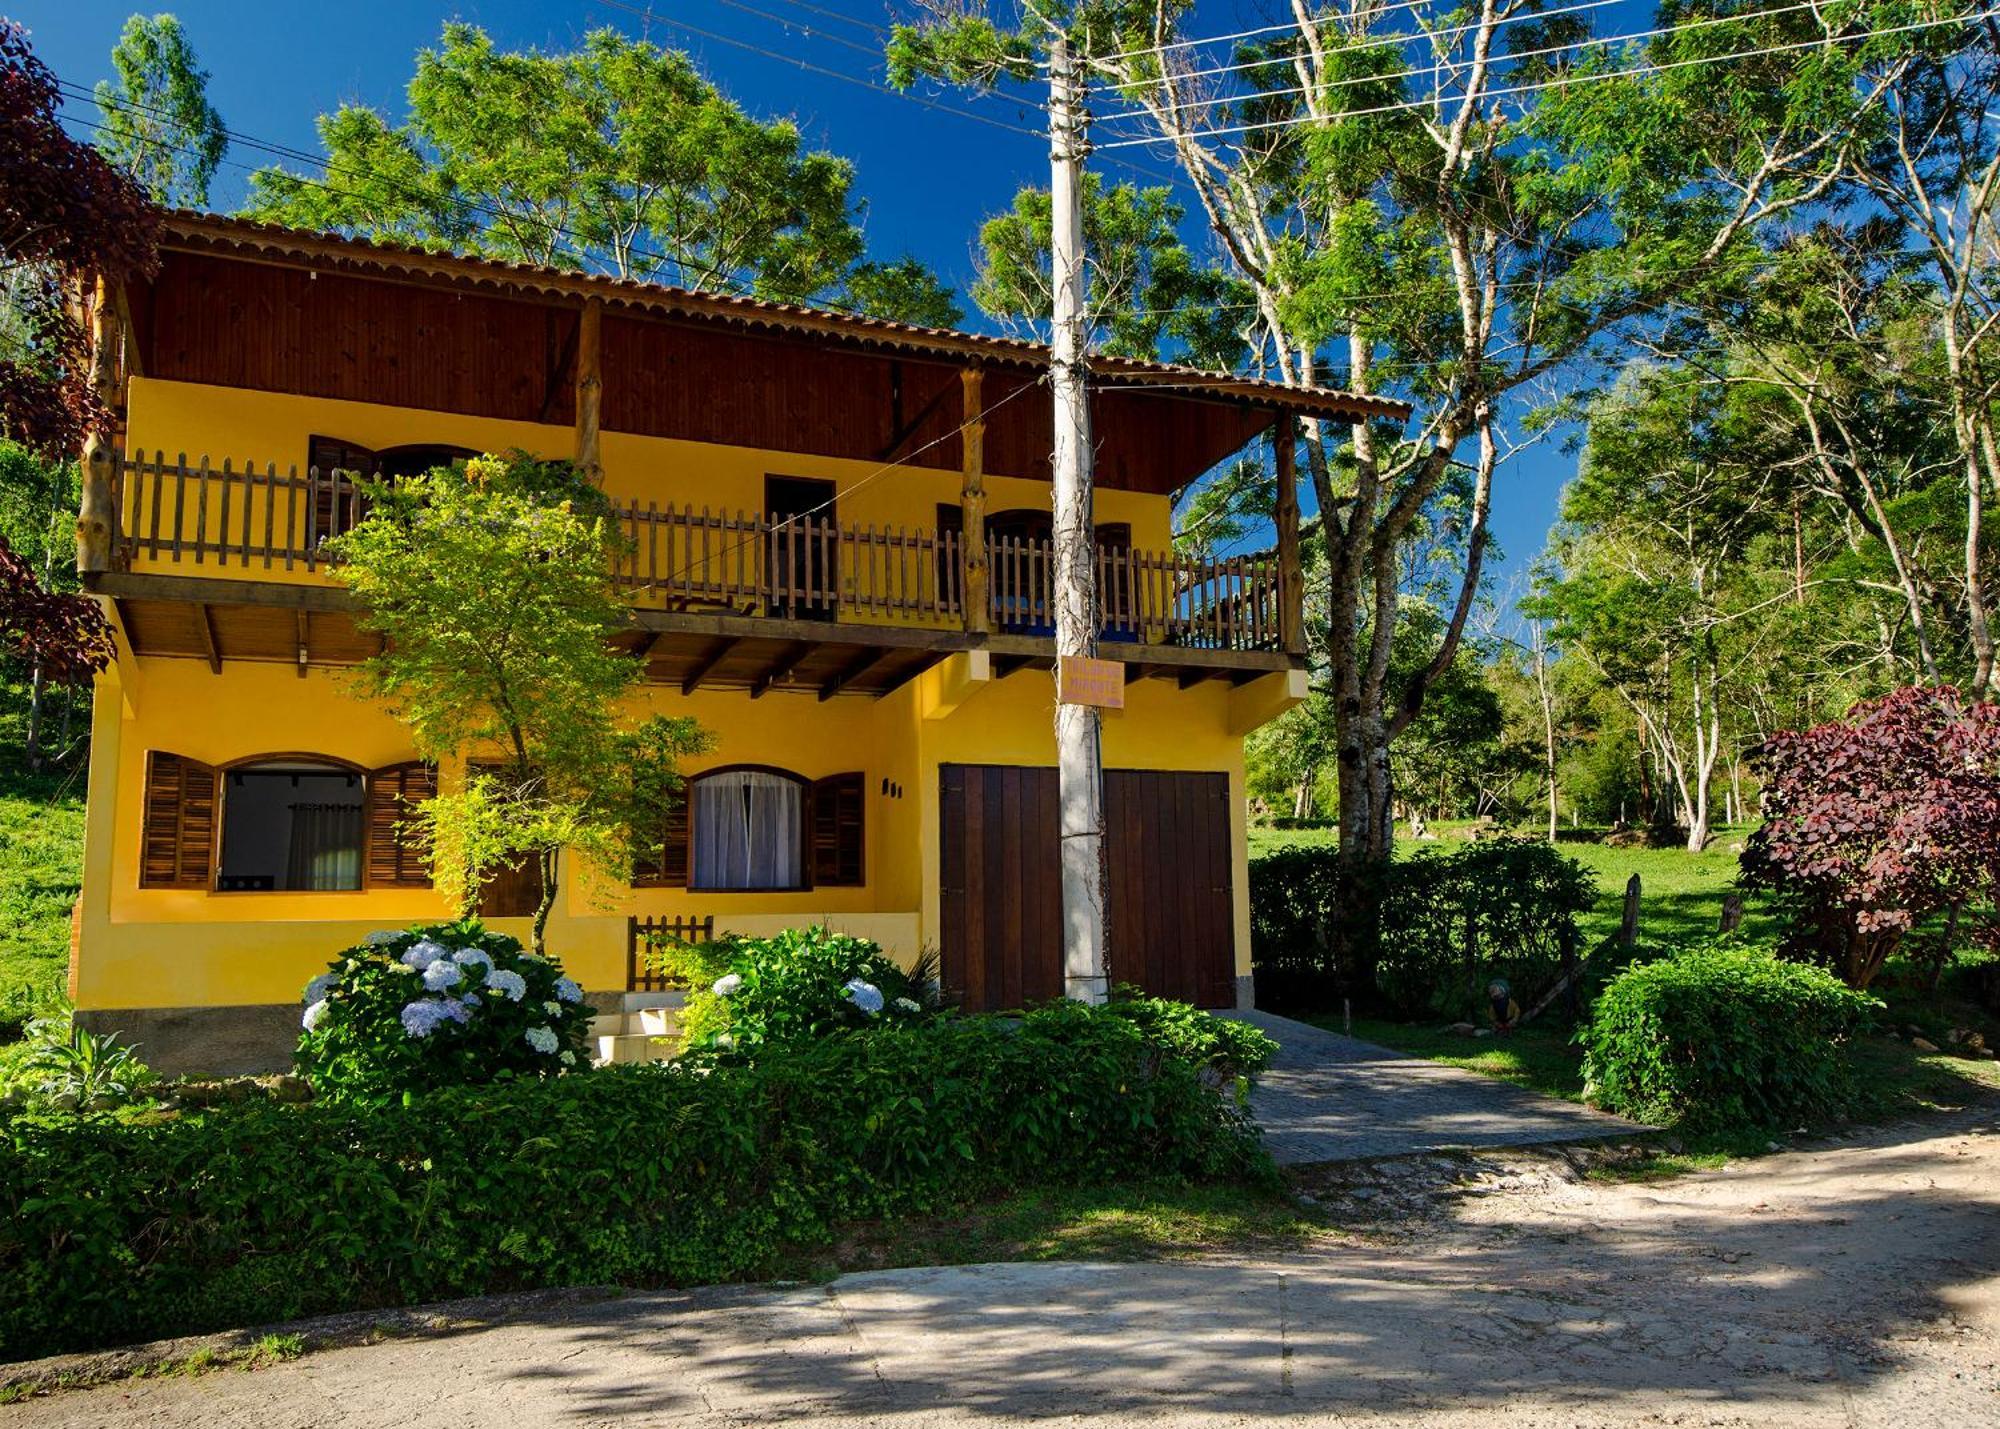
[329,453,711,955]
[972,173,1246,364]
[245,24,955,321]
[93,13,226,207]
[890,1,1898,973]
[1,21,152,718]
[842,256,964,328]
[1742,684,2000,989]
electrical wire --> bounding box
[1090,0,1833,128]
[1095,9,1988,148]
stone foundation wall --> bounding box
[76,1005,301,1078]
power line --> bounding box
[1082,0,1460,66]
[1095,10,1987,149]
[1093,0,1624,96]
[1092,0,1832,129]
[586,0,1049,133]
[701,0,886,58]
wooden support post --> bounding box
[574,297,603,484]
[196,604,221,674]
[960,365,989,634]
[1620,873,1641,951]
[1718,893,1743,934]
[1272,414,1303,655]
[76,277,124,575]
[1560,922,1581,1022]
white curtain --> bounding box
[692,772,803,889]
[286,802,364,890]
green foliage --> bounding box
[1250,838,1594,1017]
[292,922,594,1105]
[1582,939,1881,1130]
[328,452,711,950]
[1377,840,1599,1019]
[92,13,226,207]
[0,1003,1265,1359]
[973,174,1247,365]
[659,926,936,1054]
[842,257,964,328]
[1102,989,1277,1080]
[11,1009,153,1110]
[243,23,954,318]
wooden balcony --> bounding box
[90,451,1301,697]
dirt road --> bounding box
[13,1110,1999,1427]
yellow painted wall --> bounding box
[74,380,1290,1015]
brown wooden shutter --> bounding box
[140,751,217,889]
[365,761,436,888]
[307,435,378,541]
[632,784,688,888]
[810,772,865,887]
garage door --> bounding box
[938,764,1236,1010]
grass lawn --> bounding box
[0,769,86,1016]
[782,1177,1323,1281]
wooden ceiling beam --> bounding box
[679,636,739,695]
[818,647,893,701]
[750,641,813,699]
[873,651,946,699]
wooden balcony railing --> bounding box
[110,451,1288,654]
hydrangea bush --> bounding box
[295,921,594,1102]
[653,925,936,1054]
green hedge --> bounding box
[1250,838,1594,1017]
[1581,940,1881,1130]
[0,1002,1265,1360]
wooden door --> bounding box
[938,765,1235,1010]
[765,475,837,621]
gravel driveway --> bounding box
[12,1108,1998,1427]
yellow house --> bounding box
[67,213,1401,1073]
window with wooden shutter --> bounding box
[365,761,437,888]
[632,783,689,888]
[810,772,865,887]
[140,751,217,889]
[307,435,378,544]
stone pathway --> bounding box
[1224,1010,1636,1163]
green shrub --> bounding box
[653,925,936,1052]
[1103,988,1277,1080]
[1377,839,1597,1019]
[293,921,595,1104]
[8,1009,153,1111]
[1581,939,1881,1130]
[1250,838,1594,1017]
[0,1000,1266,1359]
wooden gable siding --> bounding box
[140,253,573,426]
[134,251,1271,492]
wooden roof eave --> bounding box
[155,212,1412,428]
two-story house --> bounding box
[66,212,1404,1073]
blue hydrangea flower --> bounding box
[303,972,338,1005]
[842,979,884,1015]
[452,948,495,973]
[543,1000,562,1016]
[362,929,403,947]
[524,1025,559,1054]
[402,939,451,970]
[301,999,329,1031]
[485,968,528,1002]
[553,977,583,1004]
[422,959,464,991]
[400,998,467,1039]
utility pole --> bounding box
[1048,34,1108,1003]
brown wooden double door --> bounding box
[938,764,1236,1011]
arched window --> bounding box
[690,767,809,891]
[218,758,366,891]
[307,438,480,541]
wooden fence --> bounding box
[627,913,715,993]
[111,451,1286,652]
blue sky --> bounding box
[17,0,1583,593]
